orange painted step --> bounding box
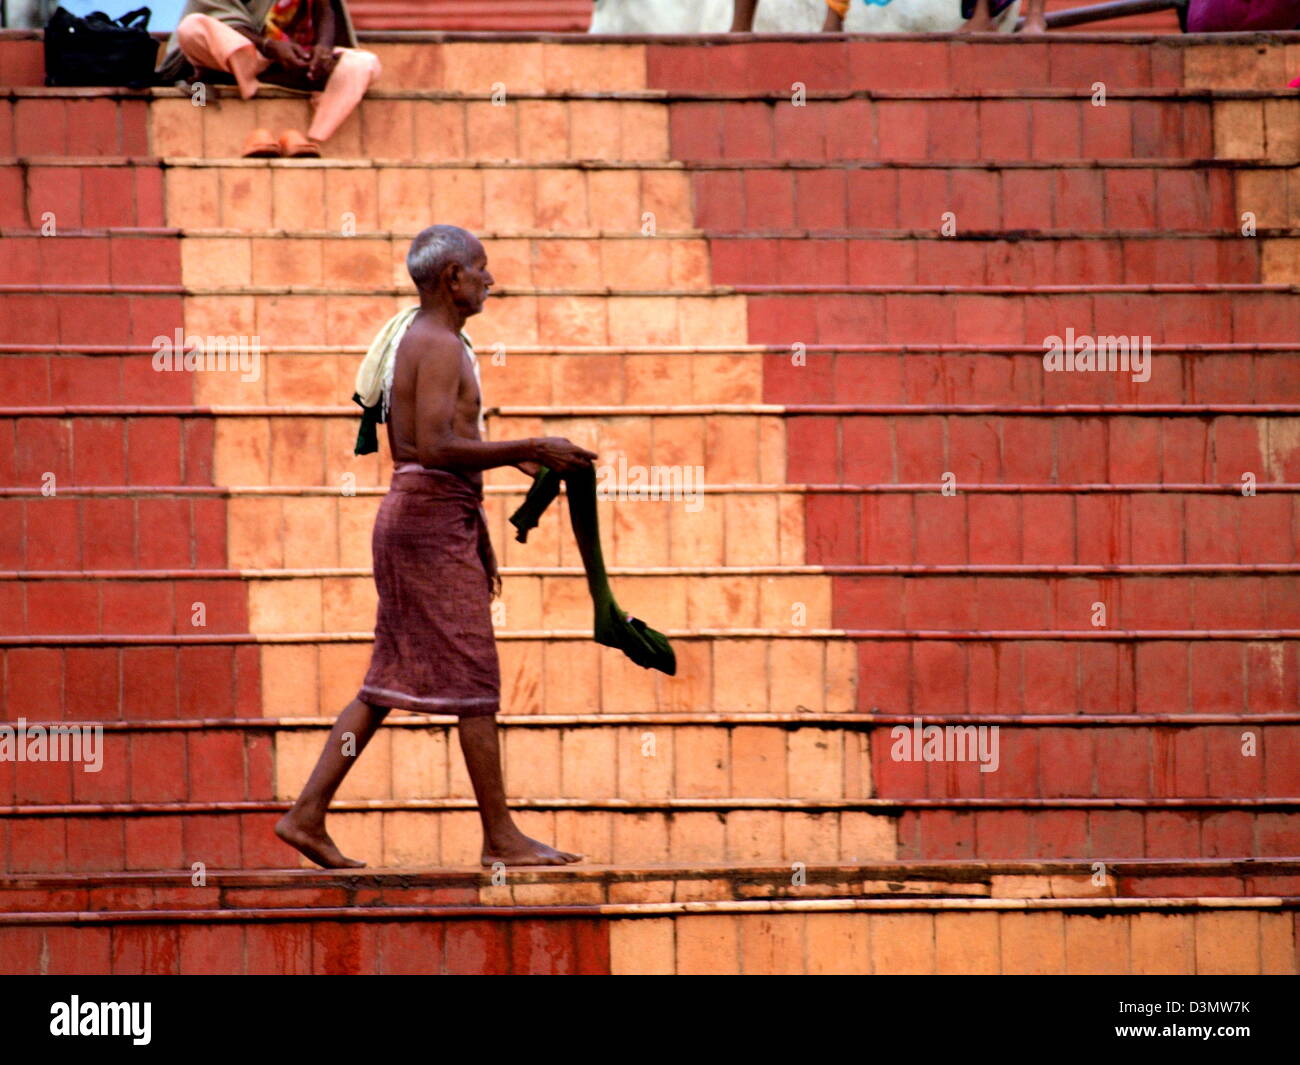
[0,160,164,230]
[0,716,1294,805]
[2,632,1297,718]
[5,407,1298,488]
[0,37,43,88]
[0,801,1295,873]
[713,235,1284,286]
[3,860,1296,917]
[803,489,1300,565]
[758,346,1300,405]
[3,569,1298,636]
[3,896,1295,974]
[4,345,1296,407]
[743,287,1298,345]
[0,908,612,974]
[668,97,1223,161]
[0,93,151,154]
[0,233,180,287]
[642,36,1296,93]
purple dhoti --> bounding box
[358,466,500,717]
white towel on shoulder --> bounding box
[353,307,484,433]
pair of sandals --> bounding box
[242,128,321,158]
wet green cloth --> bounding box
[510,465,676,676]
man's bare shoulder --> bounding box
[398,314,464,370]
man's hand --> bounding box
[263,37,310,71]
[515,460,543,477]
[531,437,597,474]
[306,44,337,85]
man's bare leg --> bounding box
[823,8,844,31]
[275,697,388,868]
[458,714,581,866]
[228,42,263,100]
[731,0,759,31]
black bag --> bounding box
[44,7,159,88]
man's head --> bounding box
[407,225,493,317]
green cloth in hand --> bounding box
[508,464,676,676]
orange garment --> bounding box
[174,13,380,142]
[825,0,849,14]
[264,0,315,47]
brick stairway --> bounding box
[1,32,1298,974]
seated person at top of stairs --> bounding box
[155,0,380,158]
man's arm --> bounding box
[413,334,595,473]
[307,0,338,82]
[233,22,309,70]
[313,0,336,44]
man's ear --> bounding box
[443,262,462,290]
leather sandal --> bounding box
[279,129,322,158]
[241,128,281,158]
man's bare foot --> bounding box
[228,43,262,100]
[275,814,366,869]
[482,832,582,867]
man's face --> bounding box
[453,241,494,317]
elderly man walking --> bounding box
[276,226,597,869]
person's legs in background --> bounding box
[305,47,382,144]
[175,13,269,99]
[730,0,759,30]
[960,0,1047,32]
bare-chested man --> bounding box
[276,225,597,868]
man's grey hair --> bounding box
[407,225,479,289]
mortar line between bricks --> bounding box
[5,628,1300,647]
[8,562,1300,579]
[3,798,1298,817]
[8,712,1300,730]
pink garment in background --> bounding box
[1185,0,1300,30]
